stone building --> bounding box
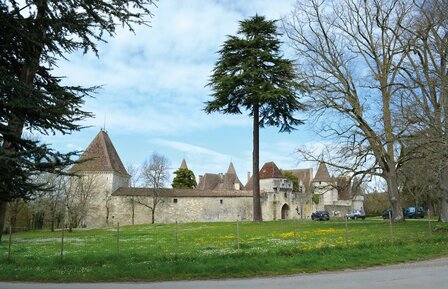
[70,131,363,227]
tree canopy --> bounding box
[0,0,155,240]
[205,15,306,222]
[172,168,197,189]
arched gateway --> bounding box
[281,203,290,220]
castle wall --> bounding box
[81,172,129,228]
[108,195,253,225]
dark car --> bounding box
[404,206,425,218]
[382,209,393,219]
[311,210,330,221]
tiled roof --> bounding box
[259,162,284,179]
[245,161,284,190]
[69,130,129,177]
[197,162,244,191]
[113,187,253,197]
[283,168,313,186]
[245,175,253,191]
[197,173,221,190]
[313,162,332,182]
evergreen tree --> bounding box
[204,15,306,222]
[0,0,155,241]
[172,168,197,189]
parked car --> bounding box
[345,209,366,220]
[311,211,330,221]
[404,206,425,218]
[382,209,393,219]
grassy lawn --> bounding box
[0,218,447,281]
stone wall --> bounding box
[108,195,253,225]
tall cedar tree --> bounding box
[0,0,155,241]
[204,15,306,222]
[172,168,197,189]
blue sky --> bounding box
[44,0,327,185]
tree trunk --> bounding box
[385,169,404,222]
[151,208,155,224]
[440,166,448,222]
[252,102,262,222]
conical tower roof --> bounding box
[179,158,188,170]
[70,130,129,177]
[226,162,237,175]
[313,162,332,182]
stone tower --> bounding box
[312,162,337,210]
[70,130,130,227]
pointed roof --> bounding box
[259,162,284,179]
[196,162,244,191]
[226,162,237,175]
[313,162,332,182]
[70,130,129,177]
[179,158,188,170]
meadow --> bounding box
[0,218,447,281]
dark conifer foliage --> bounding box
[172,168,197,189]
[0,0,156,240]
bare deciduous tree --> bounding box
[399,0,448,221]
[283,0,414,221]
[64,174,98,231]
[127,164,141,225]
[137,153,169,224]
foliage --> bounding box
[363,192,390,216]
[312,194,320,204]
[0,0,156,239]
[0,220,447,281]
[172,168,197,189]
[205,15,306,221]
[282,171,299,192]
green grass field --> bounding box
[1,218,447,281]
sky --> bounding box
[44,0,327,186]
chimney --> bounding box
[198,175,203,184]
[247,171,251,183]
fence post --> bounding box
[175,221,178,257]
[428,209,432,236]
[344,216,348,247]
[236,216,240,250]
[116,222,120,256]
[388,211,393,243]
[60,222,65,261]
[8,225,12,261]
[294,218,297,246]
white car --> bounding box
[345,209,366,219]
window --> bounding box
[173,198,178,204]
[220,199,223,205]
[284,193,287,198]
